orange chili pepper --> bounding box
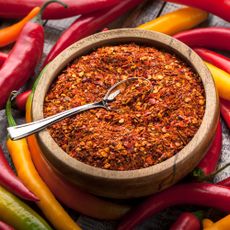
[203,219,214,228]
[0,7,40,47]
[203,215,230,230]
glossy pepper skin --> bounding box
[0,18,43,109]
[43,0,143,65]
[192,120,222,179]
[0,7,40,47]
[203,215,230,230]
[118,183,230,230]
[0,0,122,19]
[174,27,230,51]
[6,96,81,230]
[25,73,130,220]
[220,99,230,129]
[205,62,230,101]
[138,7,208,35]
[0,145,38,201]
[163,0,230,22]
[0,185,52,230]
[194,48,230,74]
[170,212,200,230]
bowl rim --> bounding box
[32,28,219,181]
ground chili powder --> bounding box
[44,43,205,171]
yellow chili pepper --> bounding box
[5,97,81,230]
[203,215,230,230]
[138,7,208,35]
[0,185,52,230]
[205,62,230,101]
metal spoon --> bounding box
[7,77,152,140]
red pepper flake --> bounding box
[44,43,205,171]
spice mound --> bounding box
[44,43,205,171]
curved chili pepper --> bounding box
[170,212,201,230]
[0,0,67,110]
[0,52,7,67]
[0,185,52,230]
[118,183,230,230]
[138,7,208,35]
[12,90,32,111]
[203,215,230,230]
[205,62,230,101]
[194,48,230,74]
[0,0,122,20]
[163,0,230,22]
[24,74,130,220]
[0,145,38,201]
[220,98,230,129]
[0,7,40,47]
[192,120,222,179]
[43,0,143,65]
[6,96,81,230]
[174,27,230,51]
[0,221,14,230]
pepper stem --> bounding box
[33,0,68,24]
[6,92,17,127]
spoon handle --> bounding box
[7,101,105,140]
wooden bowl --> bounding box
[32,29,219,199]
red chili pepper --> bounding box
[0,0,66,109]
[0,221,14,230]
[0,0,122,20]
[163,0,230,22]
[0,146,38,201]
[173,27,230,51]
[0,52,7,67]
[220,98,230,129]
[43,0,143,66]
[194,48,230,74]
[218,177,230,187]
[118,183,230,230]
[192,120,222,179]
[170,212,201,230]
[12,90,32,111]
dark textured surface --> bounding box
[0,0,229,229]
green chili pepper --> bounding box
[0,185,52,230]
